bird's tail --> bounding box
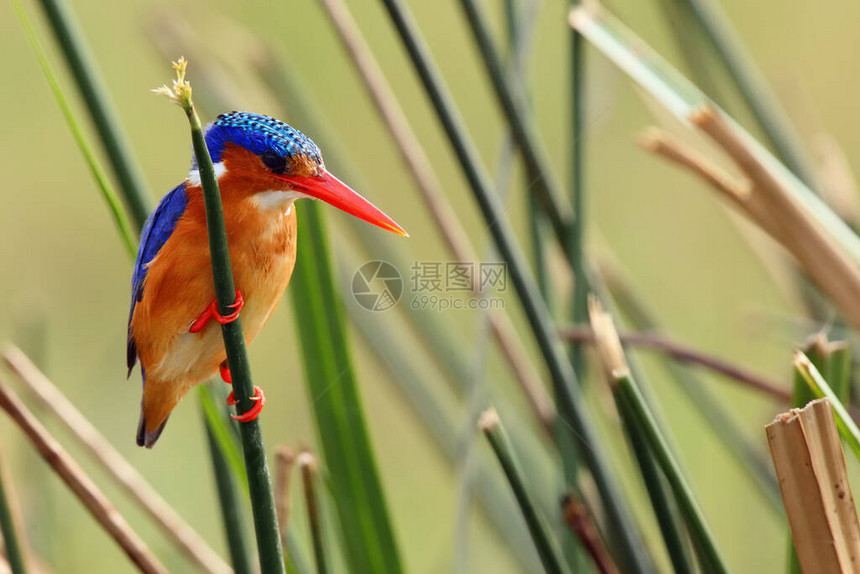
[136,408,169,448]
[136,379,186,448]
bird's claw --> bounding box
[189,290,245,333]
[230,386,266,422]
[219,361,232,384]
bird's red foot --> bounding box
[228,386,266,422]
[189,290,245,333]
[219,361,232,384]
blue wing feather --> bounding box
[127,182,189,375]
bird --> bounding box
[127,111,407,448]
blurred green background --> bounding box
[2,0,858,572]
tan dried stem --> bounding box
[766,398,860,573]
[637,128,781,239]
[643,106,860,331]
[0,376,167,574]
[274,447,296,545]
[587,296,629,385]
[0,346,230,574]
[318,0,555,433]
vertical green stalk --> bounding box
[792,336,826,409]
[0,456,26,574]
[569,14,588,379]
[204,414,254,574]
[454,0,575,246]
[502,0,551,304]
[480,409,570,574]
[35,0,152,229]
[827,342,852,405]
[616,393,695,574]
[615,377,728,574]
[156,59,284,574]
[377,2,651,572]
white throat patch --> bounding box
[252,190,307,211]
[188,162,227,186]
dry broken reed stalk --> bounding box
[318,0,554,432]
[1,346,230,574]
[639,107,860,331]
[0,376,166,574]
[298,452,328,574]
[766,398,860,573]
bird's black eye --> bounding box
[261,151,287,174]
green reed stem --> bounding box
[569,16,588,379]
[481,409,570,574]
[615,390,695,574]
[204,416,254,574]
[377,2,651,572]
[35,0,151,229]
[614,373,729,574]
[503,0,551,305]
[161,63,284,573]
[12,0,135,256]
[455,0,575,244]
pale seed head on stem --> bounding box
[152,56,193,114]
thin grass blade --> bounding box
[11,0,135,256]
[34,0,151,228]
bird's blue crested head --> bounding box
[200,111,323,170]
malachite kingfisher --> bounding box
[127,111,407,448]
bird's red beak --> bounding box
[276,170,408,237]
